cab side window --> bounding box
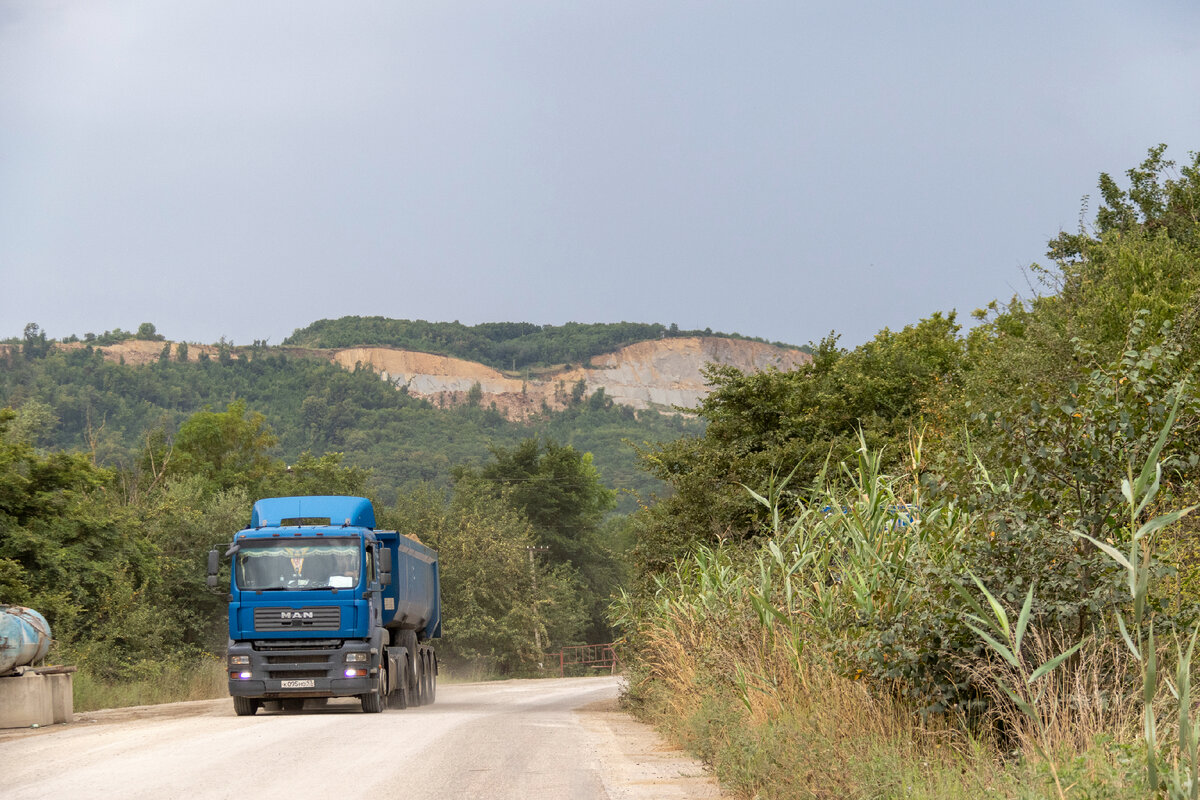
[365,547,375,584]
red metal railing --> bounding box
[552,643,618,677]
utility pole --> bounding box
[526,545,550,666]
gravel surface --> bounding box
[2,675,726,800]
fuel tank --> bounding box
[0,605,52,674]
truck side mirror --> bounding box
[379,548,392,587]
[206,549,220,589]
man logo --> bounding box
[280,611,315,620]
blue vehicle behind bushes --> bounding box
[207,496,440,715]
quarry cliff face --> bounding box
[331,337,811,419]
[22,336,811,421]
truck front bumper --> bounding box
[228,677,373,698]
[227,640,375,699]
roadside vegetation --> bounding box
[1,315,730,702]
[615,144,1200,798]
[0,394,633,704]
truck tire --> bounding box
[417,651,429,704]
[426,651,436,704]
[411,648,425,706]
[391,662,408,710]
[361,669,387,714]
[400,630,421,705]
[233,696,259,716]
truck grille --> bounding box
[265,654,329,665]
[254,606,341,631]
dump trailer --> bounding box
[207,496,440,715]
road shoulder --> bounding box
[576,695,727,799]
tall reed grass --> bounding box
[616,423,1199,798]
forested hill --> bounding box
[0,318,817,511]
[283,317,806,370]
[0,336,705,513]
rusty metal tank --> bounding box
[0,605,52,674]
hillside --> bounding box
[12,333,812,421]
[0,334,809,513]
[333,336,811,419]
[283,316,807,370]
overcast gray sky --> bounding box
[2,1,1197,349]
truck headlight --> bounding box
[229,655,250,666]
[345,652,368,663]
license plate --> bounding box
[280,679,315,689]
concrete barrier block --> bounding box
[0,672,54,728]
[46,672,74,723]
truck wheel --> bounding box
[417,651,430,705]
[361,669,386,714]
[411,649,425,706]
[400,630,421,705]
[233,696,259,716]
[393,663,409,710]
[425,652,436,704]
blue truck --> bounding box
[206,495,440,715]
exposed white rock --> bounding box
[330,337,811,420]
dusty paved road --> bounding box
[2,676,725,800]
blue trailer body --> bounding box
[213,496,440,715]
[381,530,442,641]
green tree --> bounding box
[136,322,164,341]
[459,437,619,641]
[0,407,138,660]
[467,438,616,565]
[964,145,1200,419]
[132,477,249,657]
[466,381,483,407]
[261,451,370,498]
[388,482,546,674]
[1049,144,1200,262]
[167,400,278,495]
[22,323,49,360]
[634,313,964,576]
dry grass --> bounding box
[73,658,227,712]
[967,628,1144,757]
[628,596,1172,798]
[631,609,1016,800]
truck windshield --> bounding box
[236,540,361,591]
